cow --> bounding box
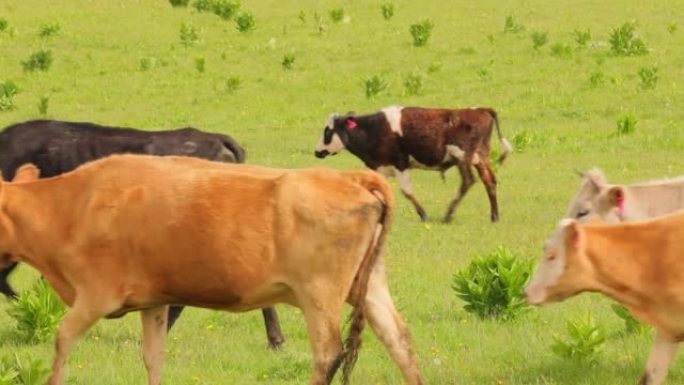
[0,119,285,350]
[526,216,684,385]
[0,156,423,385]
[566,168,684,223]
[314,106,512,223]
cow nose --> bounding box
[315,150,329,159]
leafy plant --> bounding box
[297,10,306,24]
[364,74,387,98]
[211,0,240,20]
[37,95,49,116]
[22,49,53,72]
[409,19,434,47]
[668,21,677,34]
[551,314,606,362]
[530,30,548,50]
[169,0,190,7]
[139,57,154,71]
[611,304,647,334]
[192,0,213,12]
[236,12,255,33]
[38,22,60,38]
[550,43,572,58]
[329,7,344,24]
[616,114,637,136]
[381,3,394,20]
[503,15,524,33]
[0,80,19,111]
[574,28,591,47]
[0,356,17,385]
[609,21,648,56]
[637,65,658,89]
[2,355,51,385]
[281,53,295,70]
[6,279,66,343]
[0,18,8,33]
[589,69,605,87]
[452,246,532,321]
[403,71,423,95]
[195,55,205,73]
[226,76,241,92]
[180,23,201,46]
[427,61,442,73]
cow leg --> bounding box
[262,307,285,350]
[299,290,344,385]
[395,170,427,222]
[363,261,424,385]
[443,162,476,223]
[141,306,169,385]
[0,262,19,299]
[474,162,499,222]
[166,305,184,331]
[640,331,679,385]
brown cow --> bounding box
[314,106,512,223]
[0,156,423,385]
[526,216,684,385]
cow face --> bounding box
[525,219,591,305]
[565,169,623,223]
[315,113,347,159]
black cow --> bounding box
[0,119,285,349]
[315,106,512,223]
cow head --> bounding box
[565,168,625,223]
[0,164,41,268]
[315,113,357,159]
[525,219,593,305]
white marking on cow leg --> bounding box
[141,306,169,385]
[471,153,481,164]
[216,146,237,163]
[641,331,679,385]
[446,145,466,162]
[376,166,396,178]
[49,302,103,385]
[381,106,404,136]
[364,261,423,385]
[396,170,427,221]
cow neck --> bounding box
[342,113,387,169]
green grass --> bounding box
[1,0,684,384]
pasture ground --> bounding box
[1,0,684,383]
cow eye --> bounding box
[323,128,334,144]
[576,209,590,218]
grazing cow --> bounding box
[0,156,423,385]
[0,119,285,350]
[566,168,684,223]
[526,216,684,385]
[314,106,512,223]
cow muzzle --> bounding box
[315,150,330,159]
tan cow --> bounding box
[566,168,684,223]
[0,156,423,385]
[525,215,684,385]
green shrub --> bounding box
[281,53,295,70]
[37,95,49,116]
[0,18,8,32]
[409,19,433,47]
[381,4,394,20]
[169,0,190,7]
[573,28,591,47]
[551,314,606,362]
[192,0,213,12]
[616,114,637,136]
[22,49,53,72]
[0,355,51,385]
[530,30,548,50]
[212,0,239,20]
[550,43,572,58]
[7,280,66,344]
[139,57,154,71]
[0,356,17,385]
[0,80,19,111]
[236,12,255,32]
[297,10,306,24]
[195,55,205,73]
[38,22,60,38]
[226,76,241,92]
[403,71,423,95]
[668,21,677,34]
[427,61,442,73]
[180,23,201,46]
[329,7,344,24]
[503,15,524,33]
[589,69,604,87]
[609,21,648,56]
[364,74,387,98]
[637,65,658,89]
[451,246,532,321]
[611,304,647,334]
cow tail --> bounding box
[326,170,394,385]
[220,135,247,163]
[488,109,513,165]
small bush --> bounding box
[668,21,677,34]
[281,53,295,70]
[7,280,66,343]
[503,15,524,33]
[169,0,190,7]
[0,80,19,111]
[0,18,8,33]
[403,71,423,95]
[236,12,255,32]
[409,19,434,47]
[617,114,637,136]
[637,65,658,89]
[551,314,606,362]
[2,354,51,385]
[37,95,49,116]
[180,23,201,46]
[573,28,591,48]
[195,55,205,73]
[38,22,60,38]
[609,21,648,56]
[452,246,532,321]
[381,4,394,20]
[364,74,387,99]
[22,49,53,72]
[427,61,442,73]
[297,10,306,24]
[530,30,548,50]
[192,0,213,12]
[589,69,605,87]
[550,43,572,58]
[329,7,344,24]
[611,304,647,334]
[226,76,241,92]
[139,57,154,71]
[212,0,239,20]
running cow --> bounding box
[314,106,512,223]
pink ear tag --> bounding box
[616,191,625,217]
[346,119,357,129]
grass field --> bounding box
[2,0,684,384]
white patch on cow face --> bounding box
[381,106,404,136]
[315,113,346,158]
[525,219,574,305]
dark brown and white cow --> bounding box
[315,106,512,223]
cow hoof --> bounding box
[491,216,499,223]
[417,209,428,222]
[442,216,453,224]
[268,337,285,351]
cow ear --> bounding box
[345,117,358,129]
[608,186,625,208]
[585,168,607,189]
[13,163,40,183]
[564,221,582,251]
